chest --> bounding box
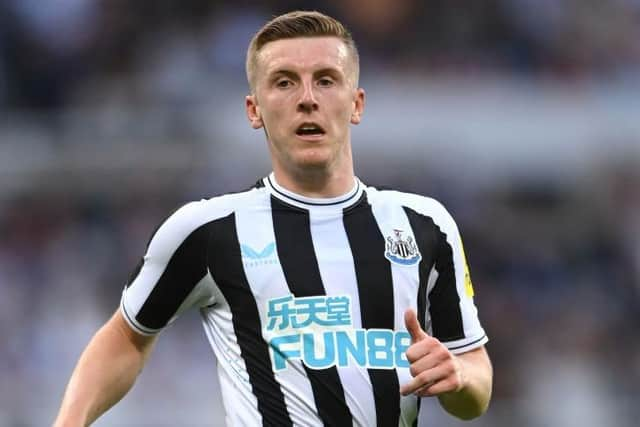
[217,206,436,321]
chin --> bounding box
[295,158,331,172]
[294,149,334,169]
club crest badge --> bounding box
[385,229,421,266]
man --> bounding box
[55,10,492,426]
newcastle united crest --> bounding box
[385,229,422,266]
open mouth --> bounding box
[296,122,325,137]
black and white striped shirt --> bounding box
[121,173,488,426]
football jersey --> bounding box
[121,173,488,426]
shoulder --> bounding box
[192,185,268,218]
[170,186,264,224]
[147,185,268,253]
[363,184,456,229]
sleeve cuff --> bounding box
[120,292,161,336]
[443,333,488,354]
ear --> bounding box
[246,94,263,129]
[350,88,365,125]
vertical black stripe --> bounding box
[431,233,465,341]
[404,207,464,341]
[404,207,439,426]
[207,214,292,426]
[136,225,210,329]
[403,208,438,331]
[343,196,400,426]
[271,196,353,426]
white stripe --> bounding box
[309,209,375,427]
[234,201,321,426]
[399,395,420,427]
[200,288,260,426]
[424,267,439,336]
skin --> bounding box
[245,37,365,198]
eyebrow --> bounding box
[313,67,343,79]
[269,69,298,80]
[269,67,344,80]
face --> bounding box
[246,37,365,178]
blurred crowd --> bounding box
[1,0,639,110]
[1,1,639,426]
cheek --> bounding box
[332,100,356,127]
[340,94,357,116]
[260,108,283,132]
[261,96,293,128]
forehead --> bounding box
[256,36,351,76]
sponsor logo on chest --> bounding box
[240,242,279,267]
[265,294,410,370]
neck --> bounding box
[272,165,355,198]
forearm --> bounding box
[437,346,493,420]
[54,312,156,426]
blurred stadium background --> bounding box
[1,1,639,426]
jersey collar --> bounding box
[263,172,364,211]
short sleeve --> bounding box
[427,203,488,354]
[120,202,217,335]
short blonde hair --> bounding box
[246,11,360,92]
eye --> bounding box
[317,77,335,87]
[276,79,293,88]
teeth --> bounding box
[296,123,324,135]
[297,124,323,135]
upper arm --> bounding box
[53,309,158,426]
[109,309,158,357]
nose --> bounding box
[297,82,318,113]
